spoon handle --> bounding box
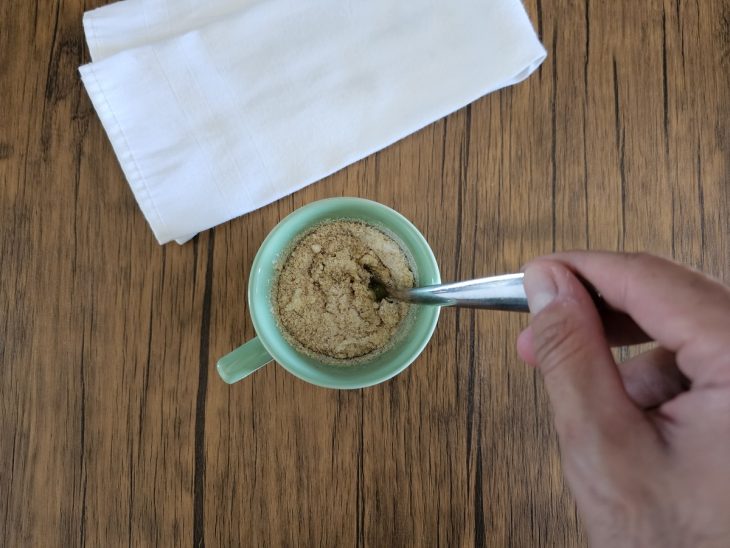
[400,273,529,311]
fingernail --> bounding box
[524,264,557,314]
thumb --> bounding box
[524,261,646,442]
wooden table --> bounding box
[2,1,728,545]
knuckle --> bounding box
[620,252,663,304]
[624,251,657,267]
[625,250,653,263]
[555,414,591,446]
[533,309,586,376]
[624,251,674,278]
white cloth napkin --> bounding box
[80,0,546,244]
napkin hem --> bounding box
[79,63,171,244]
[82,12,101,62]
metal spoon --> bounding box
[370,273,530,311]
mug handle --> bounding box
[216,337,273,384]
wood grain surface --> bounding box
[1,1,728,546]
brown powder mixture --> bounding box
[275,220,414,361]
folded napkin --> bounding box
[80,0,546,244]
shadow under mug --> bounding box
[216,197,441,389]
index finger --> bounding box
[542,251,730,386]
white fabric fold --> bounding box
[80,0,546,244]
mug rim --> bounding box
[247,197,441,389]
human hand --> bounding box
[516,252,730,548]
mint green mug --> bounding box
[216,198,441,389]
